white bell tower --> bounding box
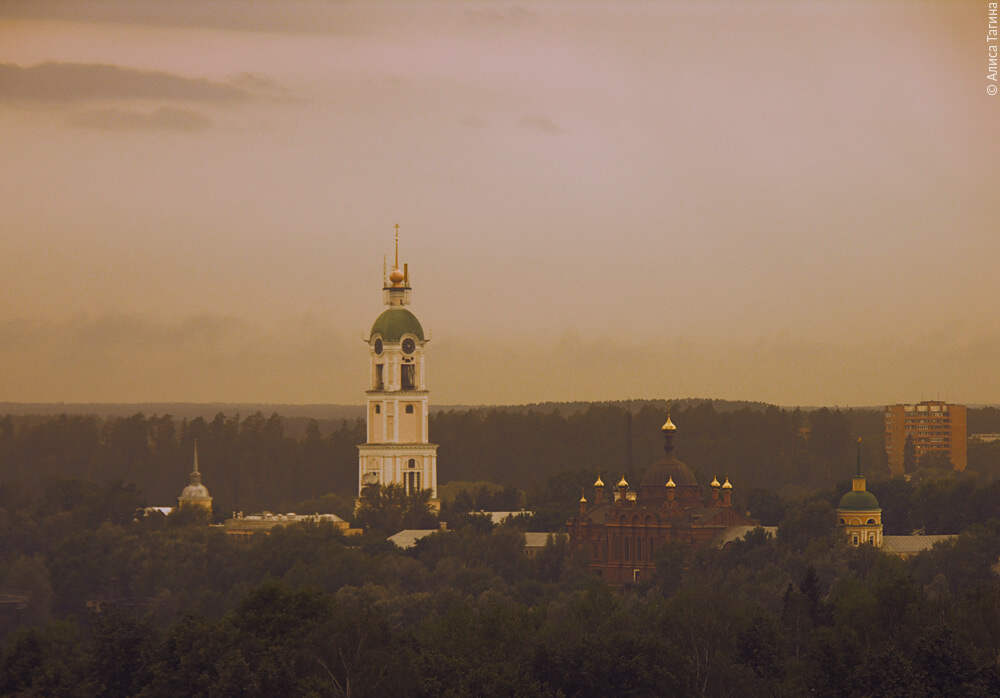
[357,225,438,504]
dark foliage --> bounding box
[1,481,999,696]
[0,401,949,521]
[2,404,1000,695]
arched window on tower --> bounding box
[405,467,421,495]
[401,364,415,390]
[405,404,414,414]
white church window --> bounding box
[406,470,421,494]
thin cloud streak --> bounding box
[0,62,247,102]
[69,106,212,132]
[0,314,997,406]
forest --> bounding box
[2,401,999,518]
[2,402,1000,695]
[2,477,1000,696]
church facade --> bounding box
[836,439,883,547]
[567,415,757,586]
[357,226,439,504]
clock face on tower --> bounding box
[374,339,383,355]
[402,338,415,354]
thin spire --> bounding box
[383,255,387,285]
[387,225,405,287]
[856,436,862,477]
[189,440,202,486]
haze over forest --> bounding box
[1,0,996,406]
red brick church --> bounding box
[567,412,757,585]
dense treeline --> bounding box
[797,476,1000,535]
[0,413,362,516]
[433,402,886,493]
[2,479,1000,696]
[4,403,1000,695]
[1,403,998,519]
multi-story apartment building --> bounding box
[884,401,967,476]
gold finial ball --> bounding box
[389,267,405,283]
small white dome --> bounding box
[180,483,211,500]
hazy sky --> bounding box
[0,0,996,406]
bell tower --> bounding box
[357,225,438,505]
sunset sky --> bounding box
[0,0,996,406]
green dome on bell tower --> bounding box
[370,307,424,342]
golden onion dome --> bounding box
[579,493,588,503]
[617,475,628,488]
[594,475,605,487]
[661,415,677,431]
[665,476,676,488]
[721,478,733,489]
[710,476,721,487]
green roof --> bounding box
[838,490,880,511]
[370,308,424,342]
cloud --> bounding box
[518,115,563,135]
[4,313,999,405]
[464,5,536,27]
[0,62,247,102]
[1,0,368,35]
[228,72,281,93]
[69,106,212,132]
[461,115,487,129]
[0,313,354,403]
